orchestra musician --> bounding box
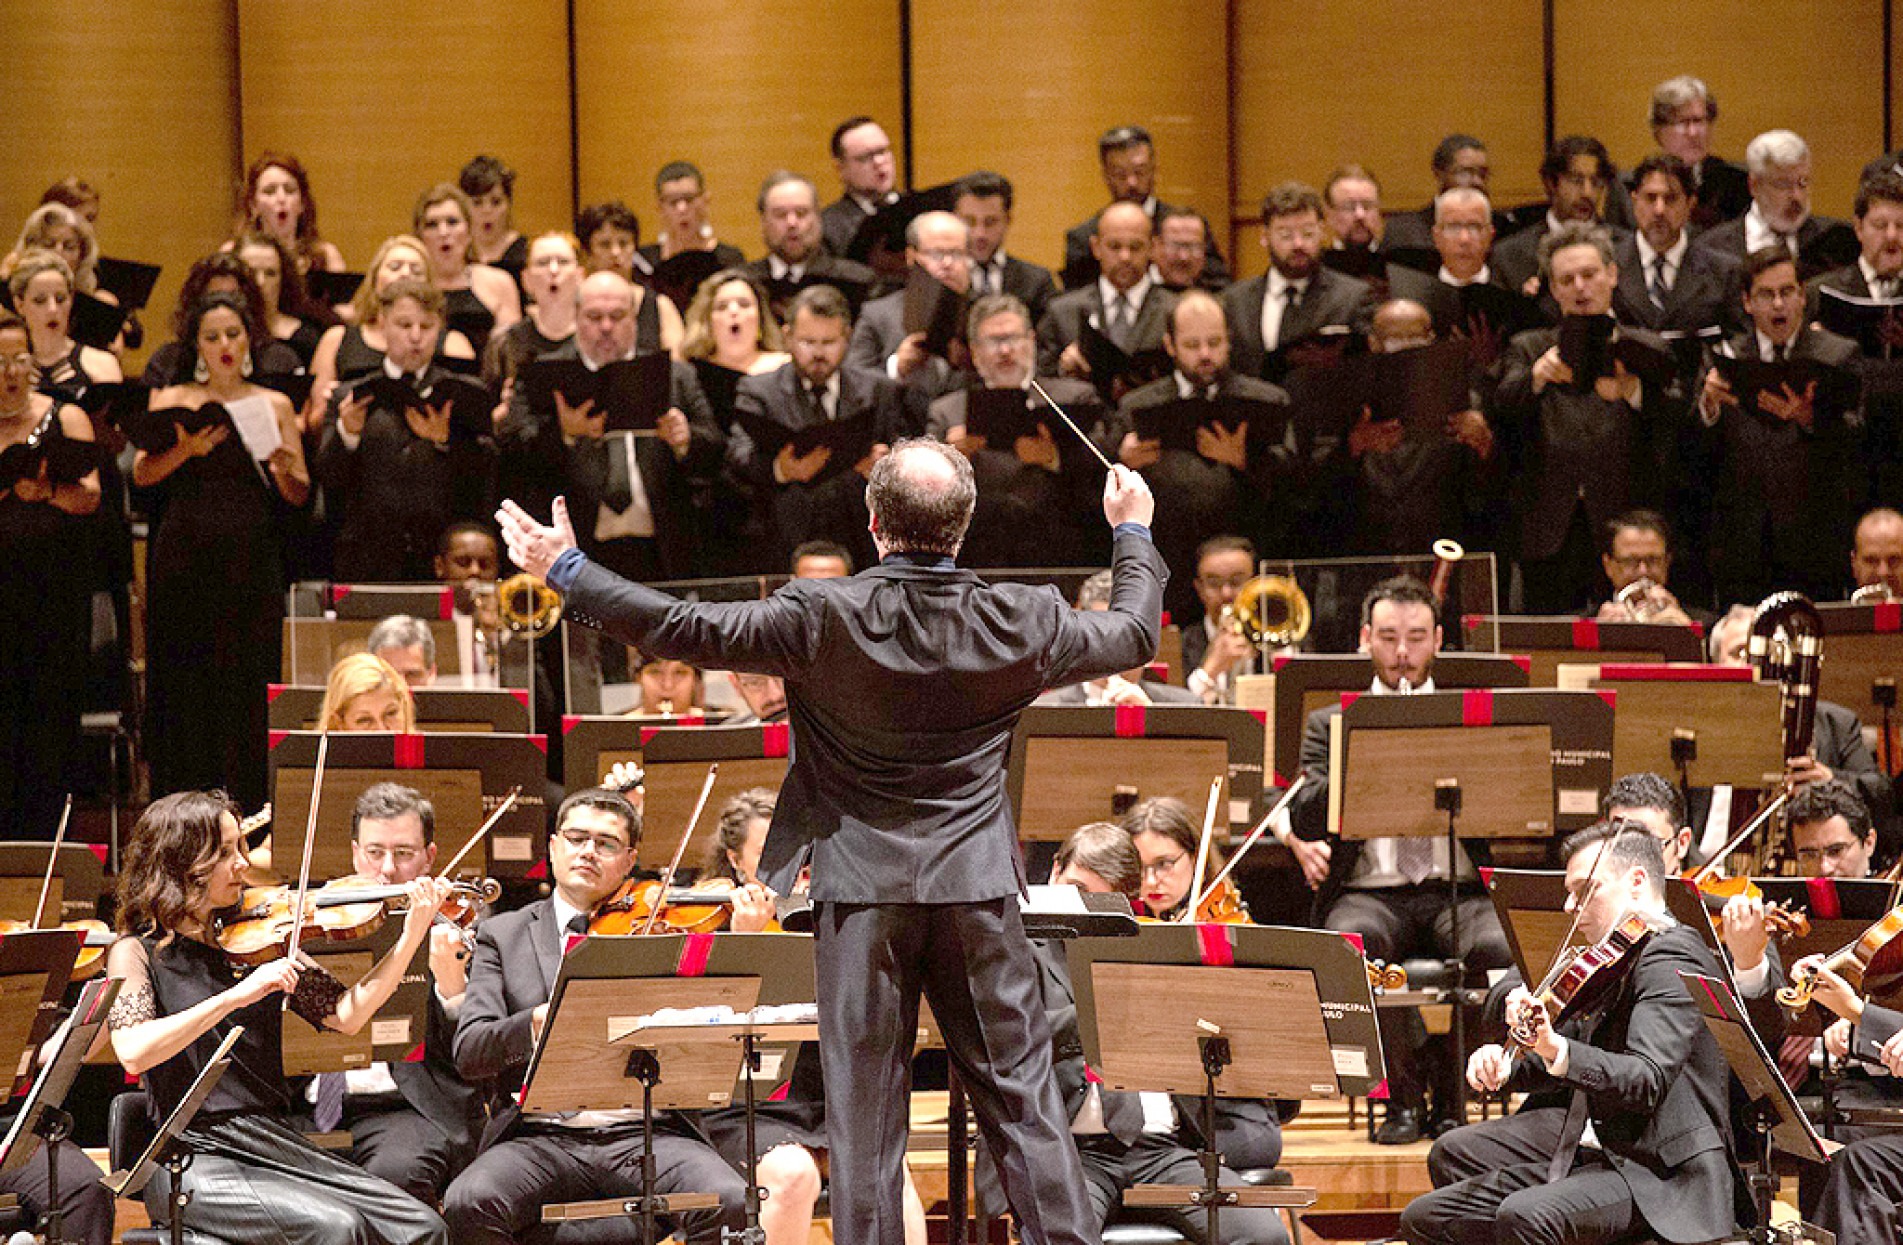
[442,785,748,1244]
[1274,575,1513,1144]
[1122,796,1249,924]
[302,783,485,1204]
[498,441,1163,1245]
[103,791,452,1244]
[1401,823,1750,1245]
[1032,821,1288,1244]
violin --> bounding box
[1694,875,1811,941]
[587,880,757,936]
[215,876,501,967]
[1509,912,1654,1049]
[1189,876,1249,925]
[1779,901,1903,1011]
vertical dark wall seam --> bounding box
[567,0,581,219]
[1886,0,1894,154]
[1225,0,1241,264]
[1542,0,1556,149]
[230,0,245,190]
[899,0,916,189]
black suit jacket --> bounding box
[821,194,894,259]
[741,253,877,321]
[1218,269,1374,383]
[1805,260,1885,329]
[560,531,1166,902]
[1035,283,1176,378]
[1611,236,1738,337]
[500,341,724,577]
[313,364,497,582]
[1491,323,1683,561]
[925,377,1108,568]
[985,255,1060,326]
[452,898,713,1149]
[847,288,966,426]
[726,362,905,565]
[389,989,484,1161]
[1061,203,1230,291]
[1502,922,1744,1243]
[1690,214,1854,285]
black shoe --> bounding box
[1374,1106,1424,1145]
[1429,1109,1464,1138]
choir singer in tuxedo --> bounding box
[497,442,1164,1245]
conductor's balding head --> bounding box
[866,438,977,559]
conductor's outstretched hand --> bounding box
[497,497,579,582]
[1103,464,1154,529]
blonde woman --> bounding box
[319,652,417,733]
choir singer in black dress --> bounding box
[498,440,1164,1245]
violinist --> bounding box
[442,786,746,1245]
[1035,822,1288,1244]
[103,791,451,1244]
[696,788,930,1245]
[1785,956,1903,1245]
[1123,796,1248,922]
[1275,575,1513,1144]
[1401,824,1747,1245]
[303,783,485,1204]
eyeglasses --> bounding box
[1748,285,1803,305]
[1796,839,1863,867]
[1197,574,1252,591]
[1141,853,1187,879]
[558,828,629,857]
[915,248,969,265]
[357,845,422,866]
[1608,553,1666,571]
[846,145,893,165]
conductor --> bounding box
[498,439,1164,1245]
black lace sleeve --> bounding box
[287,958,349,1031]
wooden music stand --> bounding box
[267,731,548,879]
[1816,601,1903,727]
[0,843,107,928]
[1069,926,1342,1245]
[1004,706,1264,842]
[1555,664,1783,789]
[0,929,86,1095]
[268,684,532,734]
[0,976,116,1245]
[1748,876,1898,1037]
[523,933,814,1245]
[279,918,431,1074]
[104,1027,244,1245]
[1484,869,1729,997]
[1250,653,1530,789]
[1461,615,1707,687]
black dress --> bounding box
[280,318,327,371]
[0,405,94,835]
[333,324,386,384]
[443,287,496,358]
[116,934,447,1245]
[489,235,529,300]
[143,397,285,810]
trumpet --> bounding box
[1614,577,1665,621]
[1223,575,1311,647]
[497,572,563,639]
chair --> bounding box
[1103,1167,1304,1245]
[107,1090,237,1245]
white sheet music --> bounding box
[224,394,281,461]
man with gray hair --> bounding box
[366,614,436,687]
[1635,74,1750,226]
[846,209,972,406]
[1490,222,1682,612]
[1691,129,1854,280]
[497,442,1163,1245]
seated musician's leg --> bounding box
[1814,1131,1903,1245]
[343,1104,460,1205]
[1120,1135,1290,1245]
[1399,1161,1548,1245]
[0,1136,115,1245]
[442,1133,596,1245]
[1426,1107,1568,1188]
[1426,892,1515,1131]
[754,1143,822,1245]
[1326,889,1428,1143]
[1492,1159,1641,1245]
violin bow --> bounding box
[639,764,720,937]
[1529,827,1617,1000]
[1187,774,1306,917]
[1027,378,1114,471]
[30,796,74,931]
[1179,776,1225,924]
[281,732,329,1006]
[1688,789,1789,885]
[437,786,521,879]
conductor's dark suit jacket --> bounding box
[559,531,1167,902]
[1499,922,1748,1243]
[499,341,725,578]
[1491,322,1683,563]
[1219,268,1375,384]
[453,897,711,1148]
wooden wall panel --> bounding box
[574,1,902,264]
[237,0,572,274]
[0,0,239,369]
[1554,0,1886,223]
[1233,0,1546,278]
[909,0,1230,276]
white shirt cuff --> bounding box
[1731,956,1770,997]
[336,423,362,450]
[1542,1033,1571,1076]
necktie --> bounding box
[313,1071,347,1133]
[1777,1034,1815,1090]
[1266,284,1299,351]
[1773,341,1789,364]
[1394,836,1437,885]
[1547,1087,1590,1182]
[805,382,830,423]
[1100,1088,1146,1146]
[1775,232,1796,260]
[1106,296,1133,350]
[566,912,589,937]
[603,434,635,512]
[1648,255,1669,309]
